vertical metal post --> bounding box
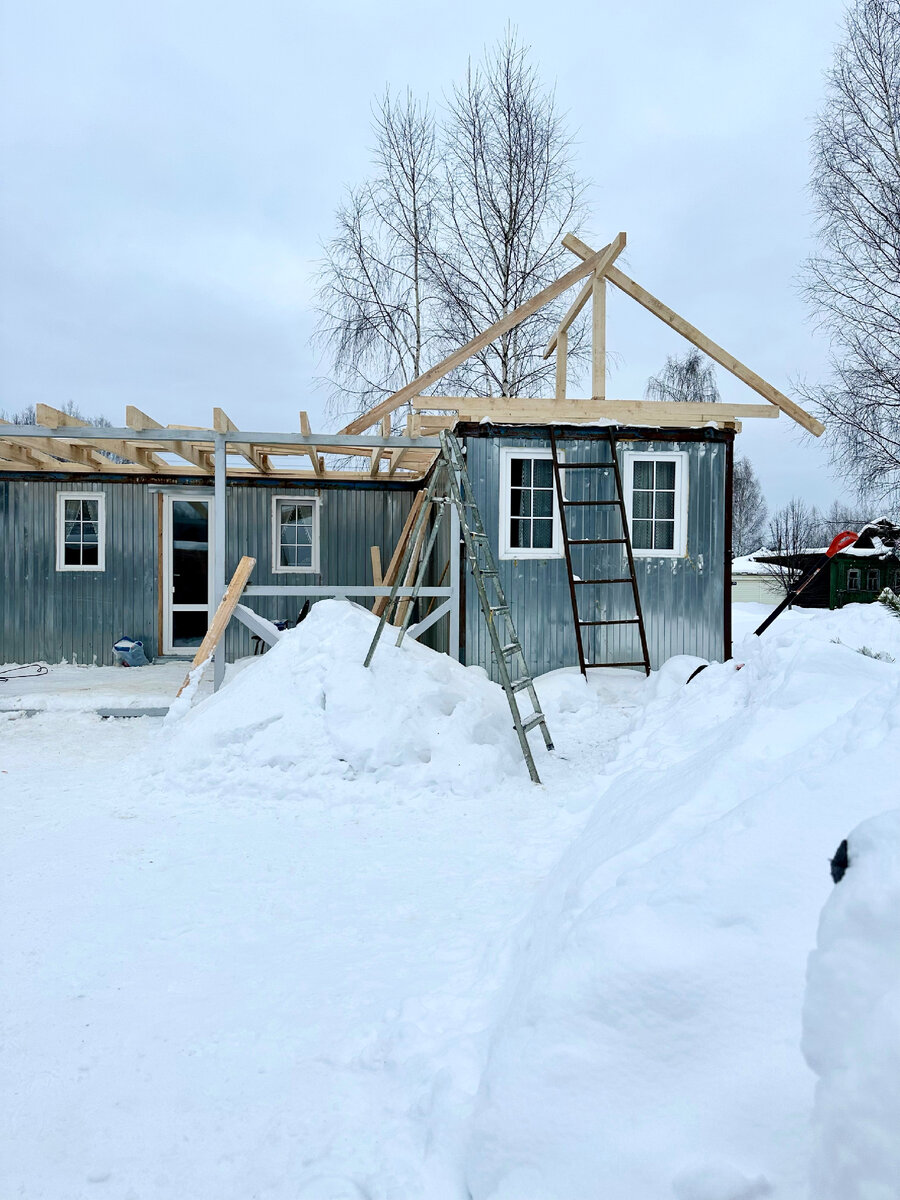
[213,433,227,692]
[449,493,461,662]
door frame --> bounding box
[161,493,216,656]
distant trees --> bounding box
[315,31,589,426]
[0,401,111,426]
[644,347,720,405]
[763,498,824,591]
[802,0,900,504]
[732,457,768,555]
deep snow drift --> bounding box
[803,808,900,1200]
[2,599,899,1199]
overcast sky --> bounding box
[0,0,852,510]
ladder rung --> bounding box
[578,618,640,626]
[584,661,648,668]
[522,713,546,732]
[511,678,533,692]
[489,604,509,614]
[562,499,621,506]
[574,578,633,585]
[478,567,499,577]
[500,642,522,656]
[567,538,627,545]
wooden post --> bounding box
[213,433,227,692]
[176,556,256,698]
[555,330,568,400]
[592,272,606,401]
[370,546,383,588]
[373,492,425,617]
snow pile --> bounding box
[162,599,527,794]
[460,603,900,1200]
[802,808,900,1200]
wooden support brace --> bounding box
[213,407,269,474]
[555,330,568,400]
[126,406,213,472]
[175,556,256,698]
[299,411,324,476]
[373,492,425,617]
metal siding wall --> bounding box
[463,434,725,679]
[1,476,416,666]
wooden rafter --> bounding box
[340,233,628,435]
[410,397,776,427]
[126,405,214,472]
[299,411,324,476]
[544,276,593,359]
[36,403,164,471]
[213,407,270,474]
[560,233,825,437]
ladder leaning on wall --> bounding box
[364,429,554,785]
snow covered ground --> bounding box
[2,600,898,1199]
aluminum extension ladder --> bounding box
[364,429,554,784]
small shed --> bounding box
[731,548,785,603]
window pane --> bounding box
[633,519,652,549]
[81,544,99,566]
[82,499,99,522]
[633,490,652,519]
[655,490,675,520]
[533,459,552,488]
[656,461,676,490]
[655,521,675,549]
[532,519,553,549]
[82,521,99,543]
[867,570,879,589]
[633,461,653,489]
[532,489,553,518]
[64,543,81,565]
[510,458,531,487]
[64,519,81,542]
[510,488,531,517]
[510,518,529,548]
[280,544,298,567]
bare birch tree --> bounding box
[644,347,720,404]
[802,0,900,503]
[314,32,589,420]
[314,91,441,426]
[732,457,768,555]
[762,497,822,592]
[430,32,588,397]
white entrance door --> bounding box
[162,495,215,655]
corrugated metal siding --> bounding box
[462,433,726,678]
[0,476,417,666]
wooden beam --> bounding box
[340,232,627,435]
[175,556,256,698]
[370,546,383,588]
[561,233,825,437]
[412,398,778,426]
[33,403,136,470]
[213,407,269,474]
[592,273,606,400]
[555,330,567,400]
[373,492,425,617]
[369,448,381,477]
[126,406,214,471]
[543,276,594,359]
[299,411,324,476]
[0,437,82,470]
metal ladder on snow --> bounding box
[365,429,554,784]
[548,426,651,678]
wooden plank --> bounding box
[232,602,283,648]
[592,272,606,400]
[175,556,256,698]
[35,403,162,470]
[370,545,383,587]
[394,510,430,626]
[372,491,425,617]
[340,232,627,435]
[555,330,567,400]
[544,276,594,358]
[560,233,825,437]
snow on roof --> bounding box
[731,547,774,575]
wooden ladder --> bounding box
[548,427,651,677]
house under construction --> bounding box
[0,232,823,682]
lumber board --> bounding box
[394,511,429,626]
[555,330,567,400]
[370,546,383,587]
[592,272,606,400]
[36,404,163,470]
[373,492,425,617]
[299,411,324,476]
[561,233,825,437]
[126,405,213,472]
[411,398,777,425]
[544,277,594,358]
[213,407,269,474]
[175,556,256,698]
[340,232,627,435]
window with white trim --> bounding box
[499,448,563,559]
[624,452,688,557]
[272,496,319,573]
[866,567,880,591]
[56,492,105,571]
[847,568,861,591]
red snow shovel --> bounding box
[686,529,860,684]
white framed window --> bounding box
[56,491,106,571]
[499,447,563,559]
[623,451,688,557]
[866,567,880,591]
[847,568,861,591]
[272,495,320,573]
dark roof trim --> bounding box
[0,471,422,491]
[455,421,734,444]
